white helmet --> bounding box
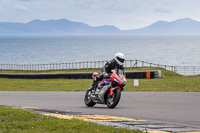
[114,53,125,66]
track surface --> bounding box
[0,91,200,128]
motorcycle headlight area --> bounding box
[113,78,119,83]
[122,82,126,86]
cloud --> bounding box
[14,4,29,10]
[17,0,33,1]
[155,8,172,13]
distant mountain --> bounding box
[124,18,200,35]
[0,18,200,35]
[0,19,120,35]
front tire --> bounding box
[84,90,96,107]
[106,89,121,109]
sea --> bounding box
[0,35,200,66]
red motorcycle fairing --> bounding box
[110,86,121,96]
[108,70,126,96]
[92,72,100,79]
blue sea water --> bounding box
[0,35,200,66]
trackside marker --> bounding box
[133,79,139,86]
[146,71,151,79]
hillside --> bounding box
[1,18,200,35]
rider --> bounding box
[89,53,125,91]
[101,52,125,74]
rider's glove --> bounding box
[103,72,110,78]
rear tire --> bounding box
[84,90,96,107]
[106,89,121,109]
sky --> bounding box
[0,0,200,30]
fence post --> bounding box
[94,61,96,68]
[136,60,138,67]
[124,60,126,67]
[184,66,186,75]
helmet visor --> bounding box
[117,56,125,63]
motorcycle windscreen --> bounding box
[113,67,124,76]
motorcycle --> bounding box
[84,68,126,109]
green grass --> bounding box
[0,106,142,133]
[0,68,101,74]
[0,67,199,92]
[126,76,200,91]
[0,78,90,91]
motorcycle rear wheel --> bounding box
[106,89,121,109]
[84,90,96,107]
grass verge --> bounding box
[0,106,142,133]
[0,68,101,74]
[0,67,199,92]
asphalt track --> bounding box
[0,91,200,131]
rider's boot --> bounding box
[88,73,103,91]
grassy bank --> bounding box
[0,106,142,133]
[0,68,101,74]
[0,67,199,92]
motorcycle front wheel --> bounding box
[106,89,121,109]
[84,90,96,107]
